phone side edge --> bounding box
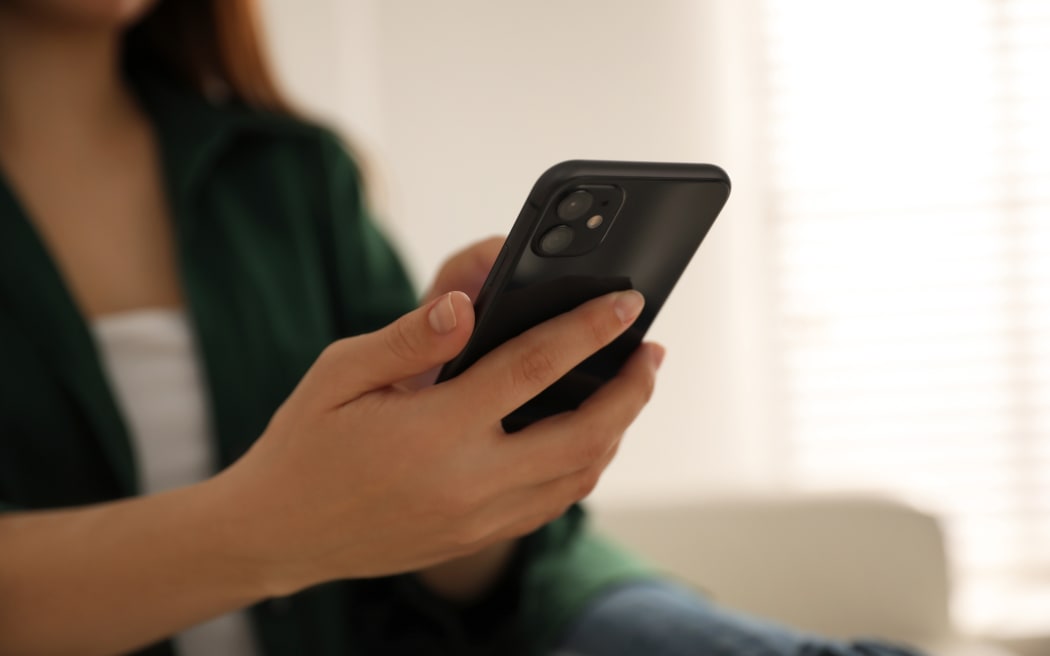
[434,199,540,383]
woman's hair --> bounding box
[123,0,290,113]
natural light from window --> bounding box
[762,0,1050,633]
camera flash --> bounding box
[586,215,603,229]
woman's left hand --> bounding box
[413,236,521,601]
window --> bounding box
[762,0,1050,630]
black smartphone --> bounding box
[436,160,730,432]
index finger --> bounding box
[438,290,645,423]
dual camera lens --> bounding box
[538,189,613,256]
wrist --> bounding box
[416,539,519,602]
[195,466,308,600]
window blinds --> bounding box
[762,0,1050,629]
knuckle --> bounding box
[585,310,617,348]
[512,345,559,389]
[469,245,495,274]
[571,429,610,467]
[575,469,601,499]
[502,517,538,541]
[440,543,474,562]
[553,504,574,523]
[526,508,564,534]
[438,251,461,273]
[319,338,351,364]
[435,487,476,517]
[544,505,572,526]
[638,370,657,405]
[449,517,486,549]
[383,316,423,363]
[311,339,353,382]
[603,435,624,463]
[438,252,469,280]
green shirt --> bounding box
[0,71,651,655]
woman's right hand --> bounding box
[215,288,663,597]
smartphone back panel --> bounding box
[437,160,730,432]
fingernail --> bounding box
[428,293,458,334]
[651,344,666,369]
[613,290,645,325]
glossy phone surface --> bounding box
[437,160,731,432]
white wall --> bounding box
[259,0,777,504]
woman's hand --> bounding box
[415,236,515,599]
[423,235,504,304]
[217,283,662,597]
[403,235,505,390]
[0,251,660,656]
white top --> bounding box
[91,309,258,656]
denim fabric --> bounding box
[552,580,925,656]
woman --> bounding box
[0,1,919,655]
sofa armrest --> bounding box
[591,495,953,646]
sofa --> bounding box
[590,495,1015,656]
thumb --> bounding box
[306,292,475,407]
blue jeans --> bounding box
[552,581,924,656]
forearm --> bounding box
[0,474,268,656]
[415,539,518,602]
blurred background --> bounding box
[257,0,1048,651]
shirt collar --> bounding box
[0,70,313,496]
[128,68,312,204]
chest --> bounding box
[0,145,340,503]
[0,120,180,318]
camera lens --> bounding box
[557,190,593,221]
[538,225,574,255]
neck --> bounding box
[0,9,135,152]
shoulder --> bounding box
[220,110,361,188]
[224,114,368,217]
[195,108,366,220]
[134,70,363,199]
[242,112,353,168]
